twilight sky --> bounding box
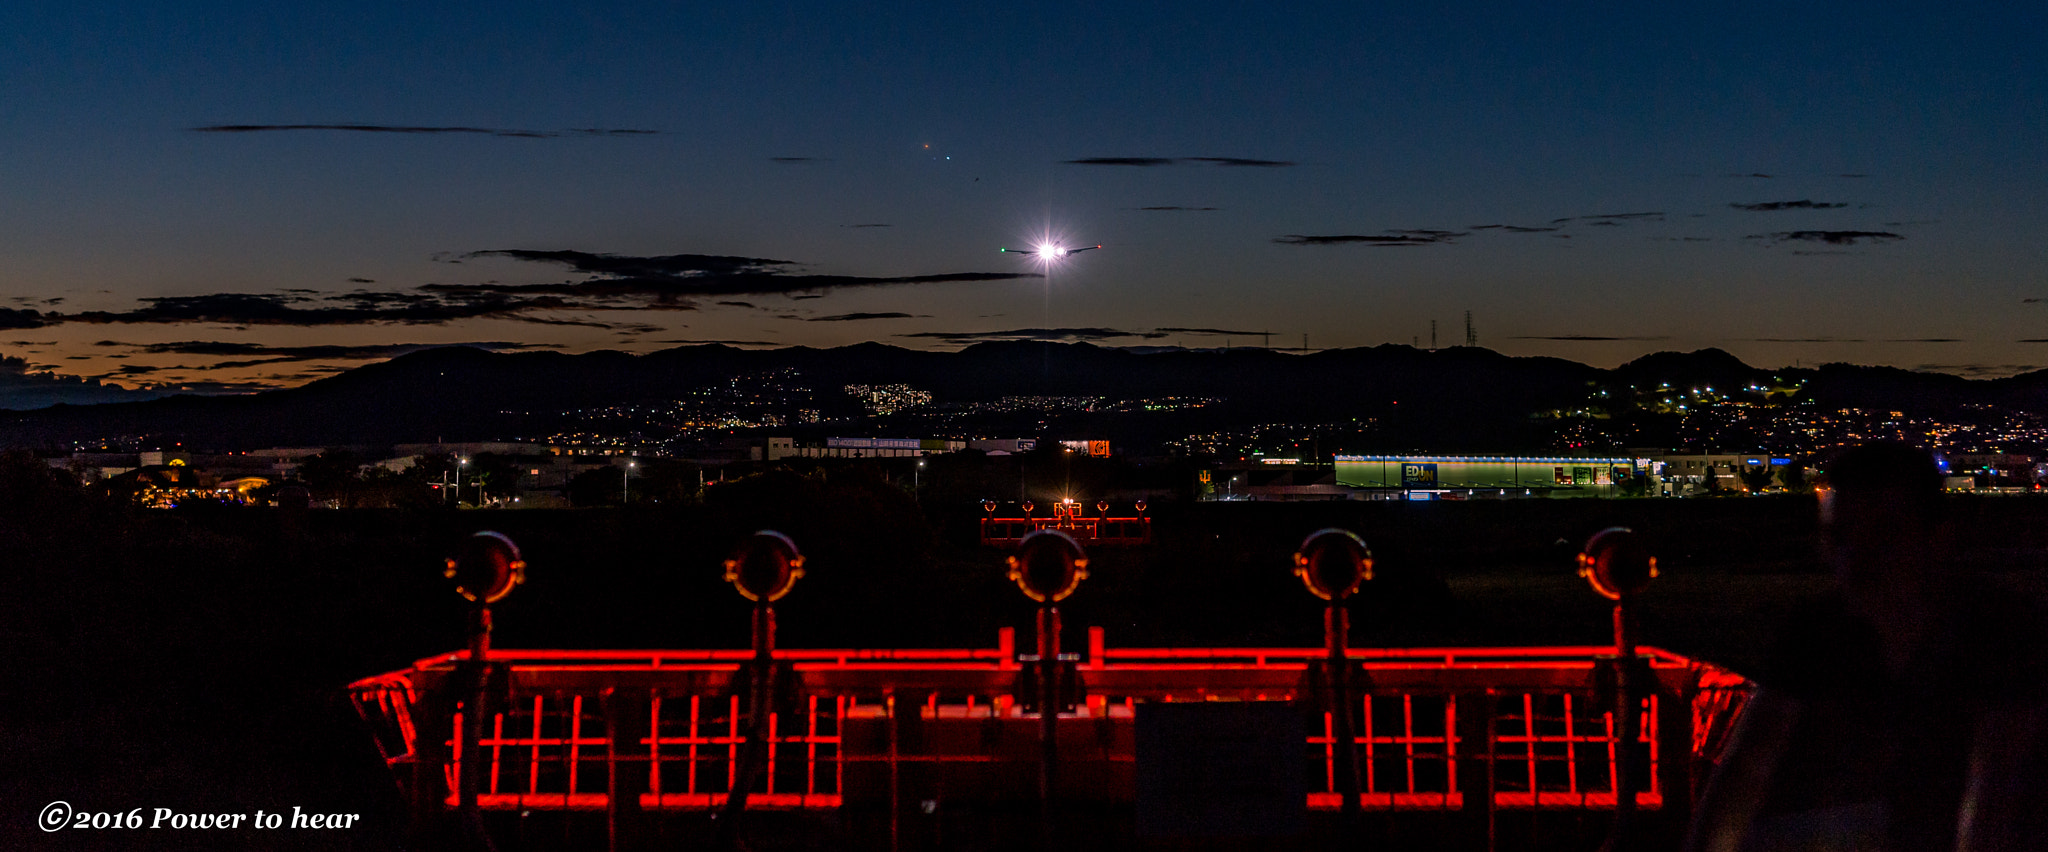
[2,2,2044,393]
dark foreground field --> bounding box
[5,489,2047,849]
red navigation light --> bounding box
[1007,529,1088,603]
[725,530,805,603]
[445,531,526,604]
[1579,527,1657,600]
[1293,528,1371,601]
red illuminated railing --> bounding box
[349,631,1748,817]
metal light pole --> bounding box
[443,531,525,852]
[456,457,468,506]
[1293,529,1372,825]
[1578,527,1658,852]
[717,531,805,851]
[1007,530,1088,852]
[622,460,635,504]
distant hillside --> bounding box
[0,355,162,409]
[4,342,2048,451]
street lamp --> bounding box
[622,460,636,504]
[915,457,925,492]
[456,457,468,506]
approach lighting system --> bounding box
[1008,529,1088,603]
[1293,528,1372,601]
[725,531,806,603]
[445,531,526,604]
[1579,527,1658,600]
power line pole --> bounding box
[1465,310,1476,348]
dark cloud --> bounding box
[1183,157,1294,167]
[1065,157,1177,166]
[20,246,1034,333]
[347,277,376,283]
[805,312,926,322]
[841,223,891,228]
[769,157,816,163]
[651,338,782,346]
[1064,157,1292,167]
[59,291,628,328]
[1132,206,1219,212]
[1885,338,1962,343]
[1274,233,1456,246]
[1469,224,1559,233]
[191,124,659,138]
[139,379,279,395]
[92,340,545,369]
[1730,200,1849,211]
[1751,337,1868,343]
[716,300,758,308]
[472,249,792,278]
[444,249,1036,299]
[1882,220,1939,227]
[1725,173,1775,178]
[1551,212,1665,224]
[1912,364,2037,379]
[1156,327,1266,336]
[1509,335,1672,341]
[1753,230,1905,245]
[0,309,49,329]
[898,327,1168,344]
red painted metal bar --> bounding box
[351,635,1749,817]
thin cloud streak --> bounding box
[1731,200,1848,211]
[1274,233,1456,246]
[192,124,659,138]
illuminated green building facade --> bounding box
[1333,455,1638,497]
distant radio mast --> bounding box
[1465,311,1476,348]
[1431,320,1438,350]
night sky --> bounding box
[3,3,2044,394]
